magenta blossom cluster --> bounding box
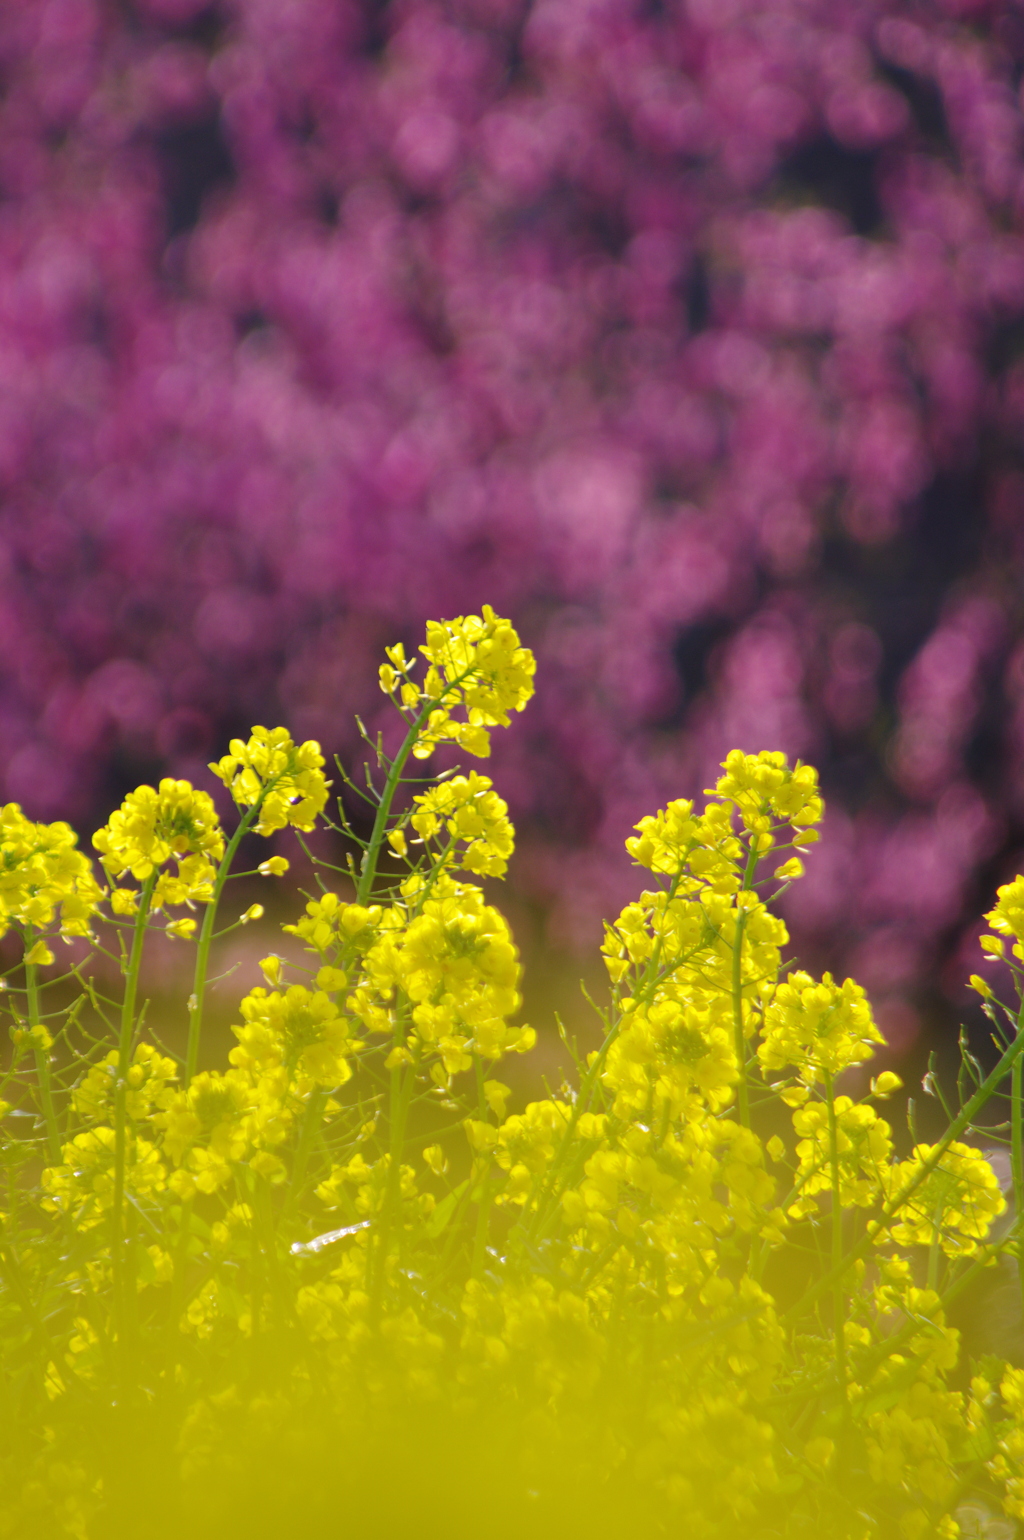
[2,0,1024,1051]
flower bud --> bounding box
[259,955,283,985]
[258,857,289,877]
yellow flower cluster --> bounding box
[15,624,1024,1540]
[288,876,533,1081]
[713,748,823,847]
[157,1069,255,1192]
[788,1095,892,1212]
[0,803,102,939]
[41,1125,166,1229]
[881,1141,1007,1257]
[379,607,535,759]
[229,984,354,1090]
[71,1042,178,1124]
[92,778,224,911]
[409,771,514,877]
[209,726,330,834]
[759,971,884,1084]
[367,877,532,1073]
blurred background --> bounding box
[3,0,1024,1085]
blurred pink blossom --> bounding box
[0,0,1023,1044]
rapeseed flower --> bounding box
[0,803,102,939]
[209,727,330,834]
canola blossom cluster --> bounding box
[0,805,102,945]
[4,614,1024,1539]
[378,604,536,759]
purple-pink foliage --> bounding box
[2,0,1024,1049]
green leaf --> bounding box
[425,1181,468,1239]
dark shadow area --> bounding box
[672,616,735,706]
[317,186,341,226]
[156,114,235,240]
[684,251,710,335]
[234,308,270,339]
[818,466,989,718]
[986,315,1024,376]
[358,0,393,59]
[877,61,951,149]
[121,0,225,50]
[172,4,225,49]
[777,136,883,236]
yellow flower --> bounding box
[209,727,330,834]
[759,971,883,1082]
[791,1096,892,1207]
[408,608,535,760]
[40,1127,166,1227]
[0,803,102,939]
[152,852,219,910]
[881,1142,1006,1257]
[712,751,824,846]
[229,984,354,1089]
[260,955,284,985]
[410,771,515,877]
[73,1043,178,1124]
[258,856,290,877]
[93,780,224,883]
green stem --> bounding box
[784,1014,1024,1327]
[356,656,486,909]
[471,1176,494,1281]
[186,806,260,1086]
[1012,1049,1024,1325]
[519,1016,623,1246]
[356,709,434,907]
[731,906,751,1130]
[169,1194,194,1352]
[287,1087,328,1212]
[825,1074,846,1390]
[730,839,762,1130]
[370,1053,417,1318]
[112,871,157,1366]
[24,929,60,1164]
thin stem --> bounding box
[470,1174,493,1281]
[1012,1047,1024,1325]
[186,807,259,1086]
[356,713,432,907]
[370,1051,417,1319]
[112,871,157,1368]
[287,1087,328,1212]
[731,840,761,1131]
[824,1073,846,1390]
[783,1016,1024,1326]
[731,907,751,1130]
[356,658,483,908]
[24,928,60,1164]
[519,1015,623,1246]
